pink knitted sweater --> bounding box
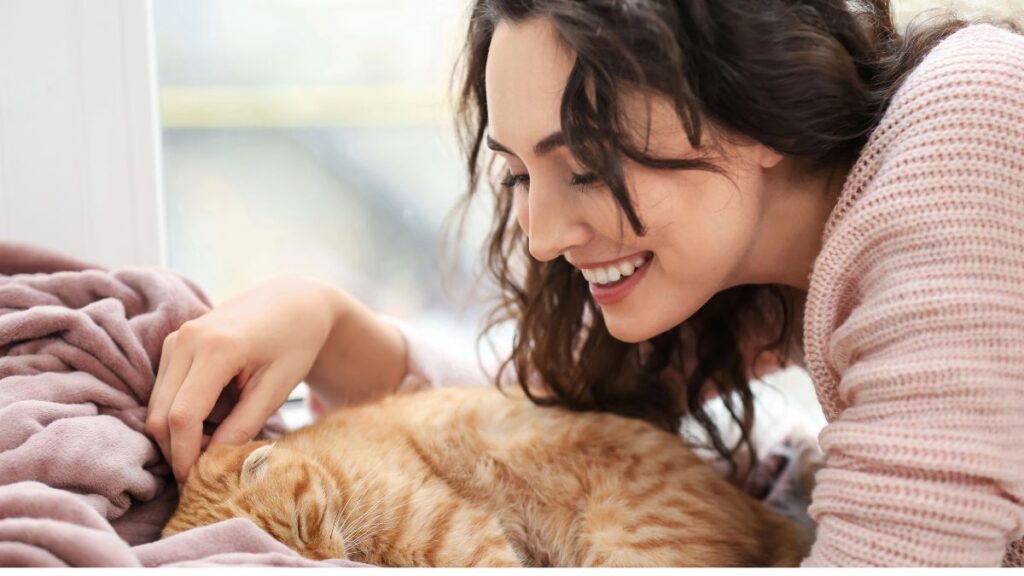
[384,23,1024,567]
[799,23,1024,567]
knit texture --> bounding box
[801,23,1024,566]
[384,22,1024,568]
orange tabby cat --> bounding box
[163,386,808,567]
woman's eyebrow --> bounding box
[486,132,566,157]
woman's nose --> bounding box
[526,181,590,262]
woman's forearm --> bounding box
[304,282,408,407]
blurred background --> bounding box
[154,1,501,424]
[155,1,495,388]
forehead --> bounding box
[485,17,574,153]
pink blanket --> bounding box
[0,241,361,567]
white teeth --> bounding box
[582,254,650,285]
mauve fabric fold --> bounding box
[0,241,361,567]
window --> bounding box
[154,0,502,427]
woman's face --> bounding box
[485,17,790,343]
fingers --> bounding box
[148,331,176,419]
[210,362,293,448]
[145,331,193,470]
[167,348,243,483]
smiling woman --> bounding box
[453,0,890,465]
[441,0,1024,567]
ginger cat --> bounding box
[162,387,808,566]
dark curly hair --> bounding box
[443,0,1019,482]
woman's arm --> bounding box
[306,285,492,409]
[303,286,409,406]
[376,315,493,392]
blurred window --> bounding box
[153,0,502,426]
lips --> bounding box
[576,251,652,286]
[586,254,653,306]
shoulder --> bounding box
[804,26,1024,404]
[877,23,1024,148]
[836,23,1024,251]
[905,23,1024,91]
[927,21,1024,55]
[833,23,1024,219]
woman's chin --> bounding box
[602,314,660,344]
[601,292,705,344]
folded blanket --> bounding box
[0,241,360,567]
[0,482,356,567]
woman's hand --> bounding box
[144,275,406,484]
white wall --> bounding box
[0,0,165,268]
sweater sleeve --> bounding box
[802,25,1024,567]
[377,314,493,393]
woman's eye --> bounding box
[500,172,599,193]
[570,172,600,188]
[500,172,530,192]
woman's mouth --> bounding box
[579,251,653,305]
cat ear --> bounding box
[241,442,275,483]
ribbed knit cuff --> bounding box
[376,314,491,394]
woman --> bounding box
[145,0,1024,566]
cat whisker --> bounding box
[337,445,399,521]
[341,496,391,555]
[343,506,387,546]
[338,446,399,528]
[329,450,401,560]
[338,472,372,519]
[329,510,351,554]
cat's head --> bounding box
[162,440,346,560]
